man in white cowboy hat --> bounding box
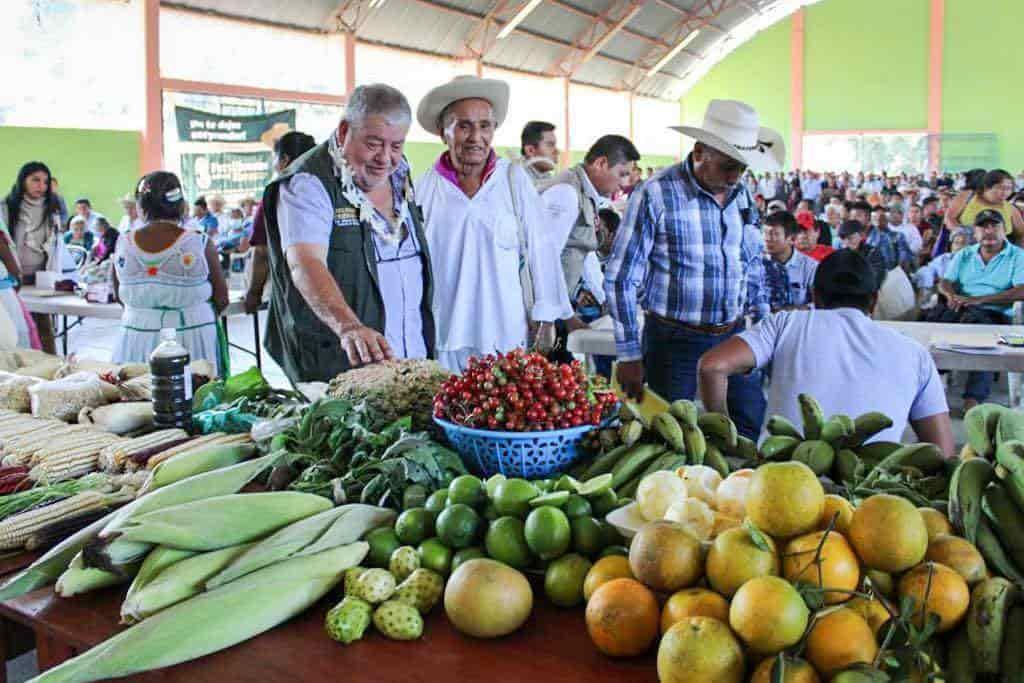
[116,193,143,233]
[604,98,784,440]
[416,75,571,372]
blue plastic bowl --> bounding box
[433,417,596,479]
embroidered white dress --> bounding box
[112,230,221,373]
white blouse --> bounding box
[417,157,571,355]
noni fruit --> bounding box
[354,568,396,604]
[393,568,444,614]
[389,546,421,583]
[372,600,424,640]
[325,596,372,644]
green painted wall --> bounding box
[804,0,928,131]
[942,0,1024,170]
[682,17,792,155]
[0,127,140,223]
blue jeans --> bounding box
[642,315,766,441]
[578,306,613,379]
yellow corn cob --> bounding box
[99,429,190,472]
[0,491,111,549]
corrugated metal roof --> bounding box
[159,0,802,100]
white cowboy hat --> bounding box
[417,75,510,136]
[671,99,784,171]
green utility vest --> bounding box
[538,165,599,293]
[262,142,435,384]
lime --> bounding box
[524,506,571,561]
[485,516,533,569]
[395,507,432,546]
[554,475,581,493]
[544,553,593,607]
[451,546,486,574]
[365,527,401,568]
[530,491,570,508]
[482,501,500,521]
[564,494,593,519]
[577,473,613,498]
[534,479,555,493]
[402,484,428,510]
[435,503,482,549]
[598,519,624,548]
[484,473,506,500]
[599,544,629,558]
[448,475,485,507]
[417,537,453,577]
[493,479,539,518]
[571,516,606,556]
[590,489,619,517]
[424,490,448,514]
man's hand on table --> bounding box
[243,290,263,315]
[616,360,645,402]
[339,324,394,367]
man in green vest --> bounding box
[262,84,435,384]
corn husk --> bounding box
[31,542,368,683]
[114,492,333,551]
[121,543,253,623]
[207,503,395,589]
[142,443,255,493]
[55,551,140,598]
[123,546,197,608]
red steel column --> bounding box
[141,0,163,173]
[789,8,805,170]
[928,0,945,172]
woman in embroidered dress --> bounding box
[112,172,228,375]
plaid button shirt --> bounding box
[604,157,769,361]
[866,227,899,272]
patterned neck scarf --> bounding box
[327,130,411,244]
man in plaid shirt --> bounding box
[604,99,783,439]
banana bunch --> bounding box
[574,400,742,500]
[963,402,1024,461]
[943,577,1023,681]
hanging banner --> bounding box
[179,151,274,200]
[174,106,296,144]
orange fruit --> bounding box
[848,494,928,573]
[658,617,745,683]
[712,512,742,537]
[898,561,970,633]
[628,520,702,593]
[585,578,660,657]
[729,576,809,655]
[918,507,953,541]
[817,494,855,536]
[804,607,878,677]
[845,595,893,637]
[706,525,779,597]
[660,588,729,634]
[864,569,895,598]
[750,655,821,683]
[925,534,987,585]
[782,530,861,605]
[746,462,825,539]
[583,555,634,601]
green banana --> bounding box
[668,400,698,428]
[697,413,738,449]
[791,440,835,476]
[868,442,945,477]
[610,444,667,489]
[639,453,686,479]
[820,414,854,445]
[982,482,1024,570]
[950,457,995,543]
[855,441,903,466]
[798,394,825,441]
[834,449,863,483]
[731,435,757,461]
[965,403,1007,459]
[766,415,802,440]
[976,517,1024,586]
[703,444,730,478]
[967,577,1018,674]
[581,444,632,481]
[997,409,1024,448]
[618,420,643,448]
[1003,607,1024,682]
[681,422,706,465]
[945,626,975,683]
[619,402,642,423]
[616,474,642,499]
[996,440,1024,514]
[652,413,685,452]
[849,412,895,448]
[760,435,800,461]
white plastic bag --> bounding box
[0,371,42,412]
[29,371,111,422]
[875,267,917,321]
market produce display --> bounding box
[328,358,451,432]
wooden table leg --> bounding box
[35,631,75,672]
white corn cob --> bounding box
[30,434,121,465]
[99,430,189,472]
[30,453,102,484]
[0,491,111,549]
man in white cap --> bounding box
[416,76,571,371]
[605,99,784,440]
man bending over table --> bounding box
[697,250,955,457]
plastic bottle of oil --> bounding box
[150,328,192,431]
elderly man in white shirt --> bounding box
[416,76,572,372]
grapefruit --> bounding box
[848,494,928,573]
[706,525,779,597]
[443,559,532,638]
[628,520,702,592]
[729,576,809,655]
[746,462,824,539]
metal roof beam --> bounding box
[650,0,727,33]
[547,0,644,77]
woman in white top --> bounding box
[415,77,571,371]
[112,172,229,375]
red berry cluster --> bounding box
[434,349,617,432]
